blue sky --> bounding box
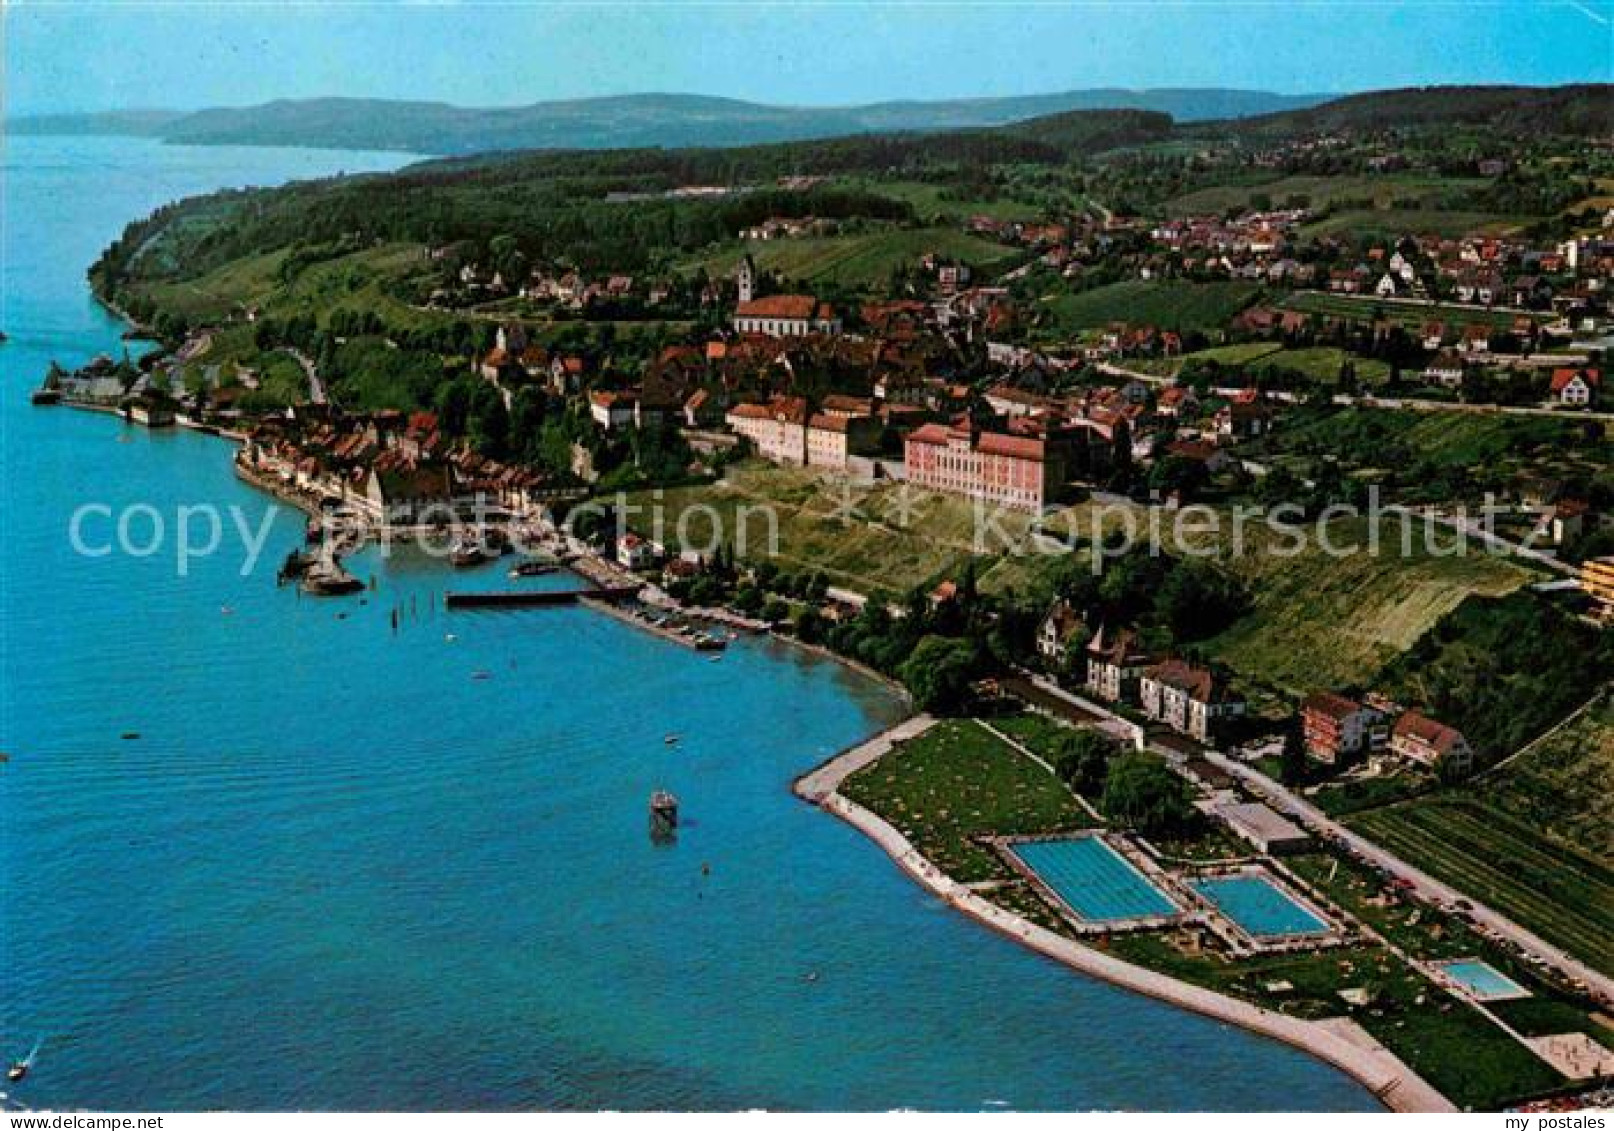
[5,1,1610,116]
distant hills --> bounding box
[1204,83,1614,139]
[11,89,1326,154]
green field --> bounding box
[840,718,1094,883]
[1164,174,1486,216]
[1194,517,1531,694]
[685,226,1023,288]
[1042,280,1261,334]
[1347,798,1614,974]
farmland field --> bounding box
[684,226,1024,287]
[623,461,1139,599]
[1471,696,1613,859]
[1042,280,1261,334]
[1299,209,1527,242]
[1280,290,1546,331]
[1346,798,1614,975]
[1194,517,1532,694]
[1164,174,1486,216]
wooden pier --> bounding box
[443,585,640,608]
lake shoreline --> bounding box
[792,720,1457,1115]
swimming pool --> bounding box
[1435,959,1531,1001]
[1007,836,1178,923]
[1190,873,1331,938]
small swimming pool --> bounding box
[1007,836,1178,923]
[1435,959,1531,1001]
[1190,873,1330,938]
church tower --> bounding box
[736,254,756,305]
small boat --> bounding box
[471,670,492,681]
[10,1040,41,1082]
[450,539,490,568]
[663,733,680,745]
[508,560,557,579]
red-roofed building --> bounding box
[1390,711,1474,775]
[903,421,1065,511]
[732,294,841,337]
[726,396,810,465]
[1139,659,1246,742]
[806,411,882,470]
[1550,367,1600,407]
[1301,692,1384,764]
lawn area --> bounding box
[1164,174,1486,217]
[1193,516,1531,694]
[1345,797,1614,975]
[839,718,1094,883]
[684,226,1023,288]
[1041,279,1262,334]
[1471,695,1613,859]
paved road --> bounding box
[287,347,325,404]
[1203,750,1614,1004]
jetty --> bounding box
[443,585,640,608]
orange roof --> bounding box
[736,294,819,320]
[976,432,1046,462]
[1551,368,1600,392]
[1302,691,1365,722]
[1392,711,1466,755]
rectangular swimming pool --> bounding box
[1006,836,1178,923]
[1189,873,1330,938]
[1435,959,1530,1001]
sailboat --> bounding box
[8,1039,41,1083]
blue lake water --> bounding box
[1189,874,1331,938]
[0,135,1377,1111]
[1008,836,1178,924]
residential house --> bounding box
[589,390,637,431]
[1550,367,1600,407]
[726,396,809,465]
[1084,625,1151,703]
[1389,711,1475,776]
[1300,692,1382,764]
[805,412,882,470]
[1139,659,1246,743]
[1037,599,1087,667]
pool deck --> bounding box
[792,719,1457,1114]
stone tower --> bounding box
[736,253,756,305]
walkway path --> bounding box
[794,714,935,802]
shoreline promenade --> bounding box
[794,718,1456,1114]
